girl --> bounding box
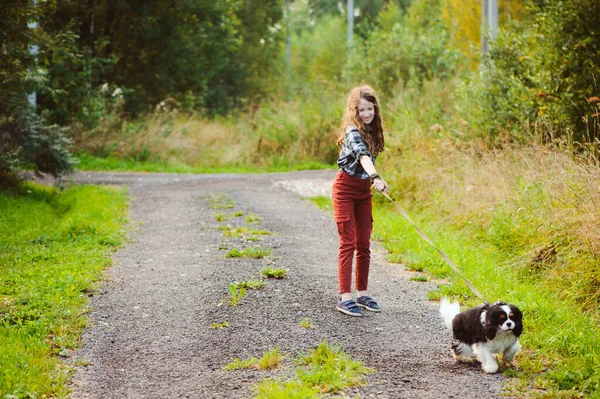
[332,85,388,317]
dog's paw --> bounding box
[452,352,475,363]
[481,361,499,374]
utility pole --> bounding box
[481,0,498,55]
[347,0,354,50]
[346,0,354,83]
[28,0,38,111]
[285,0,291,101]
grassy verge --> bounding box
[373,202,600,397]
[0,182,128,398]
[311,142,600,398]
[76,152,333,174]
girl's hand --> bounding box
[371,177,388,193]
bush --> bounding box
[0,109,77,178]
[454,0,600,146]
[0,2,76,181]
[350,1,461,96]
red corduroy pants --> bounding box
[332,170,373,294]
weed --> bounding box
[234,211,244,217]
[223,357,258,370]
[214,213,229,221]
[409,275,428,282]
[225,248,244,258]
[254,379,321,399]
[261,267,287,279]
[226,247,272,259]
[257,347,284,370]
[246,213,262,223]
[223,347,283,371]
[233,279,265,290]
[300,318,315,329]
[253,341,373,397]
[220,226,272,239]
[208,192,235,209]
[210,321,230,329]
[228,283,246,306]
[74,359,91,367]
[294,341,375,393]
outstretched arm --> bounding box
[360,155,388,193]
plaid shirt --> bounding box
[337,125,376,179]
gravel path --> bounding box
[66,170,507,398]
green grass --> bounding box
[257,347,284,370]
[371,201,600,398]
[307,188,600,397]
[223,342,373,397]
[233,279,265,290]
[208,192,235,209]
[299,318,315,329]
[77,152,333,174]
[219,226,273,239]
[214,213,233,221]
[226,247,272,259]
[309,196,333,213]
[245,213,262,223]
[0,182,128,398]
[210,321,230,329]
[261,267,287,279]
[253,341,374,398]
[222,347,284,371]
[228,283,246,306]
[223,357,259,370]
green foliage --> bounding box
[256,347,284,370]
[219,225,273,239]
[456,0,600,145]
[252,341,373,398]
[226,247,272,259]
[222,347,283,371]
[261,267,287,279]
[233,279,265,290]
[534,0,600,142]
[223,357,258,370]
[299,317,315,329]
[372,148,600,397]
[0,183,127,397]
[228,283,246,306]
[309,196,333,213]
[216,0,284,110]
[246,213,262,223]
[209,321,230,329]
[0,2,77,178]
[350,1,461,95]
[1,110,77,178]
[293,341,375,393]
[254,378,321,399]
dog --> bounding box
[439,298,523,373]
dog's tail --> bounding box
[439,297,461,330]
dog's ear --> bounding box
[510,305,523,337]
[483,311,497,340]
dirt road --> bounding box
[68,170,506,398]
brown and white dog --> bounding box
[439,298,523,373]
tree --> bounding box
[0,1,75,179]
[40,0,244,116]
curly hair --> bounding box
[337,85,385,157]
